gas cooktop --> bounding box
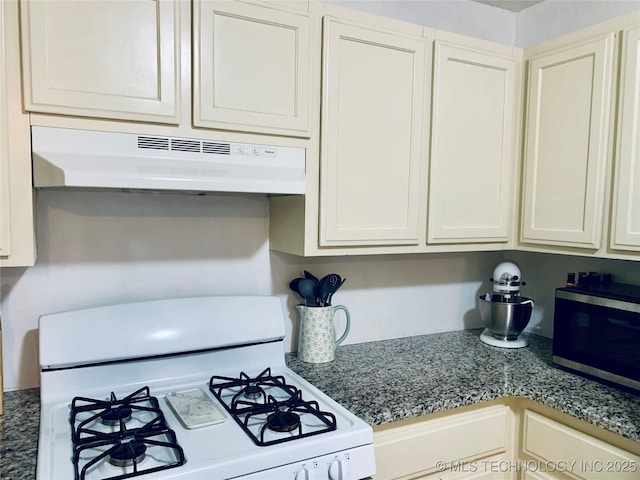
[37,296,375,480]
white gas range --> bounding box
[36,296,375,480]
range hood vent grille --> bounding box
[203,142,231,155]
[137,136,169,151]
[137,135,232,156]
[170,138,201,153]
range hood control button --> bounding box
[252,147,277,157]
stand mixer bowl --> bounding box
[478,296,534,341]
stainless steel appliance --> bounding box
[478,262,534,348]
[553,283,640,392]
[36,296,375,480]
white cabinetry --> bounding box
[269,4,432,256]
[319,16,427,246]
[270,5,526,256]
[520,33,615,250]
[0,0,36,267]
[20,0,312,139]
[193,0,311,137]
[374,404,513,480]
[611,25,640,252]
[522,409,640,480]
[522,473,559,480]
[0,0,10,256]
[373,400,640,480]
[20,0,180,124]
[428,35,520,244]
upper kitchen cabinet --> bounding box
[270,4,429,255]
[193,1,311,137]
[610,25,640,253]
[520,32,615,250]
[318,16,427,247]
[1,0,36,267]
[428,34,521,245]
[20,0,180,124]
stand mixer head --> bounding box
[480,262,534,348]
[490,261,526,302]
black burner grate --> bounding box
[69,386,186,480]
[209,368,337,446]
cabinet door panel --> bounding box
[20,0,179,123]
[429,42,517,244]
[521,34,614,249]
[0,0,11,256]
[194,0,311,137]
[523,410,640,480]
[320,18,426,246]
[611,26,640,252]
[374,405,509,480]
[522,472,562,480]
[1,0,35,267]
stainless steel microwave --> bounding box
[553,283,640,392]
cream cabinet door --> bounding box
[20,0,179,124]
[522,410,640,480]
[0,0,10,256]
[611,26,640,252]
[319,17,427,246]
[1,0,35,267]
[428,41,518,244]
[520,34,615,249]
[193,0,311,137]
[374,405,511,480]
[522,472,562,480]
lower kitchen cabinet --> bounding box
[610,24,640,253]
[521,409,640,480]
[373,399,640,480]
[442,459,512,480]
[0,0,36,267]
[373,403,514,480]
[521,472,561,480]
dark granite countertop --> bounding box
[286,329,640,442]
[0,388,40,480]
[2,330,639,479]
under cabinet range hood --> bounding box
[31,126,306,195]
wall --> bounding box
[510,252,640,337]
[272,248,504,349]
[328,0,517,45]
[3,189,638,391]
[516,0,640,47]
[1,191,504,391]
[1,191,274,390]
[328,0,640,48]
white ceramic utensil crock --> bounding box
[296,305,351,363]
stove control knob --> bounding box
[295,466,310,480]
[328,458,346,480]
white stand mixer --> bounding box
[479,262,534,349]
